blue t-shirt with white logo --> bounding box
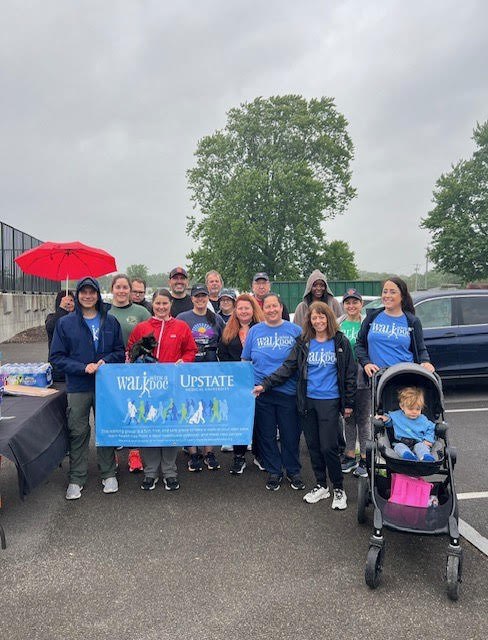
[242,321,301,395]
[84,313,100,351]
[367,311,413,367]
[307,338,339,400]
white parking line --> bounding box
[457,492,488,500]
[445,407,488,413]
[459,519,488,557]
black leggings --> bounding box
[301,397,343,489]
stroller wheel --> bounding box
[446,551,462,601]
[357,476,369,524]
[365,544,384,589]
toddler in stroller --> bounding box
[357,362,462,600]
[376,386,436,462]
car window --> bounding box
[458,296,488,326]
[415,298,452,328]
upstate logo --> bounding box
[116,371,169,398]
[256,332,295,350]
[180,374,235,389]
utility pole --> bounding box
[414,264,420,291]
[425,247,429,289]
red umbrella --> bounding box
[15,241,117,292]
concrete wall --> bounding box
[0,293,55,343]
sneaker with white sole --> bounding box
[220,445,234,452]
[303,484,330,503]
[353,459,368,478]
[65,483,83,500]
[230,455,247,475]
[332,488,347,510]
[341,457,358,473]
[163,477,180,491]
[102,477,119,494]
[141,476,159,490]
[253,457,266,471]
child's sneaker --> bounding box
[332,488,347,510]
[402,449,418,461]
[422,453,435,462]
[341,456,358,473]
[204,451,220,470]
[188,453,203,472]
[353,458,368,478]
[128,449,144,472]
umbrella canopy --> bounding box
[15,241,117,281]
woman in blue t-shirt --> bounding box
[242,293,302,492]
[252,301,356,510]
[355,277,434,378]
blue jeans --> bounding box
[254,390,301,477]
[394,441,431,460]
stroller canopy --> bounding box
[375,363,444,422]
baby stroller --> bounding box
[357,363,462,600]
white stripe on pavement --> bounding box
[459,519,488,557]
[457,492,488,500]
[445,407,488,413]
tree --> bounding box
[422,121,488,283]
[317,240,358,280]
[186,95,356,290]
[126,264,149,281]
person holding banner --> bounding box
[50,277,125,500]
[127,289,197,491]
[179,284,225,472]
[252,302,356,510]
[217,293,264,474]
[242,293,303,492]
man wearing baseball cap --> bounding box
[168,267,193,317]
[251,272,290,320]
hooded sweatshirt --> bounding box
[293,269,342,328]
[50,277,125,392]
[127,316,197,363]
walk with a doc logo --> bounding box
[116,370,169,398]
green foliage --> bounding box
[358,269,460,292]
[318,240,359,280]
[126,264,149,281]
[186,95,356,290]
[422,121,488,282]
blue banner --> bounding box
[95,362,255,447]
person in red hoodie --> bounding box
[127,288,197,492]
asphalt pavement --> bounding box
[0,341,487,640]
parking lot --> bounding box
[0,341,487,640]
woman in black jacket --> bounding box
[217,293,264,474]
[355,277,434,377]
[253,301,356,510]
[45,290,75,381]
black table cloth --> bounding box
[0,389,68,498]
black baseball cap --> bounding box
[253,272,269,282]
[191,284,209,296]
[218,288,237,301]
[169,267,188,278]
[342,288,363,302]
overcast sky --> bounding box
[2,1,487,278]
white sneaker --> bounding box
[65,483,83,500]
[303,484,330,503]
[220,445,234,452]
[332,488,347,510]
[102,477,119,494]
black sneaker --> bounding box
[204,451,221,470]
[266,474,282,491]
[353,458,368,478]
[141,476,158,491]
[287,474,305,490]
[230,455,246,475]
[188,453,203,472]
[163,477,180,491]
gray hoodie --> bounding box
[293,269,342,328]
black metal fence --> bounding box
[1,221,60,293]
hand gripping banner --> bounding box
[95,362,255,447]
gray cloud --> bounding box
[1,0,487,278]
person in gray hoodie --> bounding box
[293,269,342,328]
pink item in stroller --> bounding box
[389,473,433,508]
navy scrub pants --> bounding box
[254,389,301,477]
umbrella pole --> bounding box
[66,275,69,296]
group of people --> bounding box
[48,267,434,509]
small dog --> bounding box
[129,333,158,363]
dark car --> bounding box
[364,289,488,379]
